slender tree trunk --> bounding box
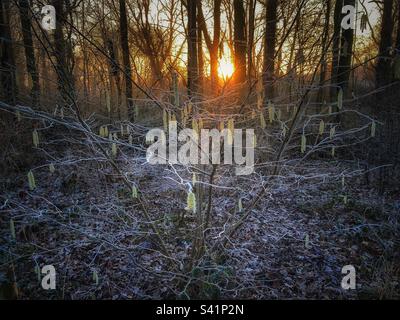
[211,0,221,93]
[317,0,331,105]
[337,0,355,96]
[119,0,134,121]
[52,0,75,107]
[233,0,246,84]
[247,0,256,89]
[18,0,40,108]
[197,18,204,95]
[187,0,198,98]
[0,0,17,105]
[331,0,342,101]
[263,0,278,102]
[197,0,221,94]
[376,0,394,88]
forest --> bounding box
[0,0,399,300]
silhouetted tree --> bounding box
[0,0,17,105]
[188,0,198,97]
[376,0,394,88]
[18,0,40,108]
[233,0,246,84]
[263,0,278,102]
[119,0,134,121]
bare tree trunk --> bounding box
[52,0,75,107]
[337,0,355,96]
[198,18,204,95]
[187,0,198,98]
[197,0,221,94]
[376,0,394,88]
[0,0,17,105]
[331,0,342,101]
[233,0,246,84]
[317,0,331,105]
[119,0,134,121]
[18,0,40,108]
[263,0,278,102]
[247,0,256,89]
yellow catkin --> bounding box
[132,185,138,199]
[111,143,117,157]
[192,119,198,135]
[268,102,275,123]
[10,219,16,240]
[186,192,196,213]
[219,121,225,131]
[371,121,376,138]
[32,130,39,147]
[238,198,243,213]
[163,109,168,132]
[305,234,310,249]
[100,126,105,137]
[319,120,325,135]
[192,173,197,185]
[28,170,36,191]
[93,270,99,285]
[104,126,109,137]
[260,112,266,129]
[337,89,343,110]
[330,126,335,139]
[301,134,306,154]
[106,92,111,113]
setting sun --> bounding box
[218,57,235,80]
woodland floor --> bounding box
[1,145,399,300]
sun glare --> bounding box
[218,57,234,80]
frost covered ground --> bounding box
[1,150,399,299]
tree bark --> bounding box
[0,0,17,105]
[247,0,256,89]
[18,0,40,108]
[376,0,394,88]
[317,0,331,104]
[337,0,355,96]
[263,0,278,102]
[187,0,198,98]
[331,0,342,101]
[52,0,75,107]
[197,0,221,94]
[119,0,134,121]
[233,0,246,84]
